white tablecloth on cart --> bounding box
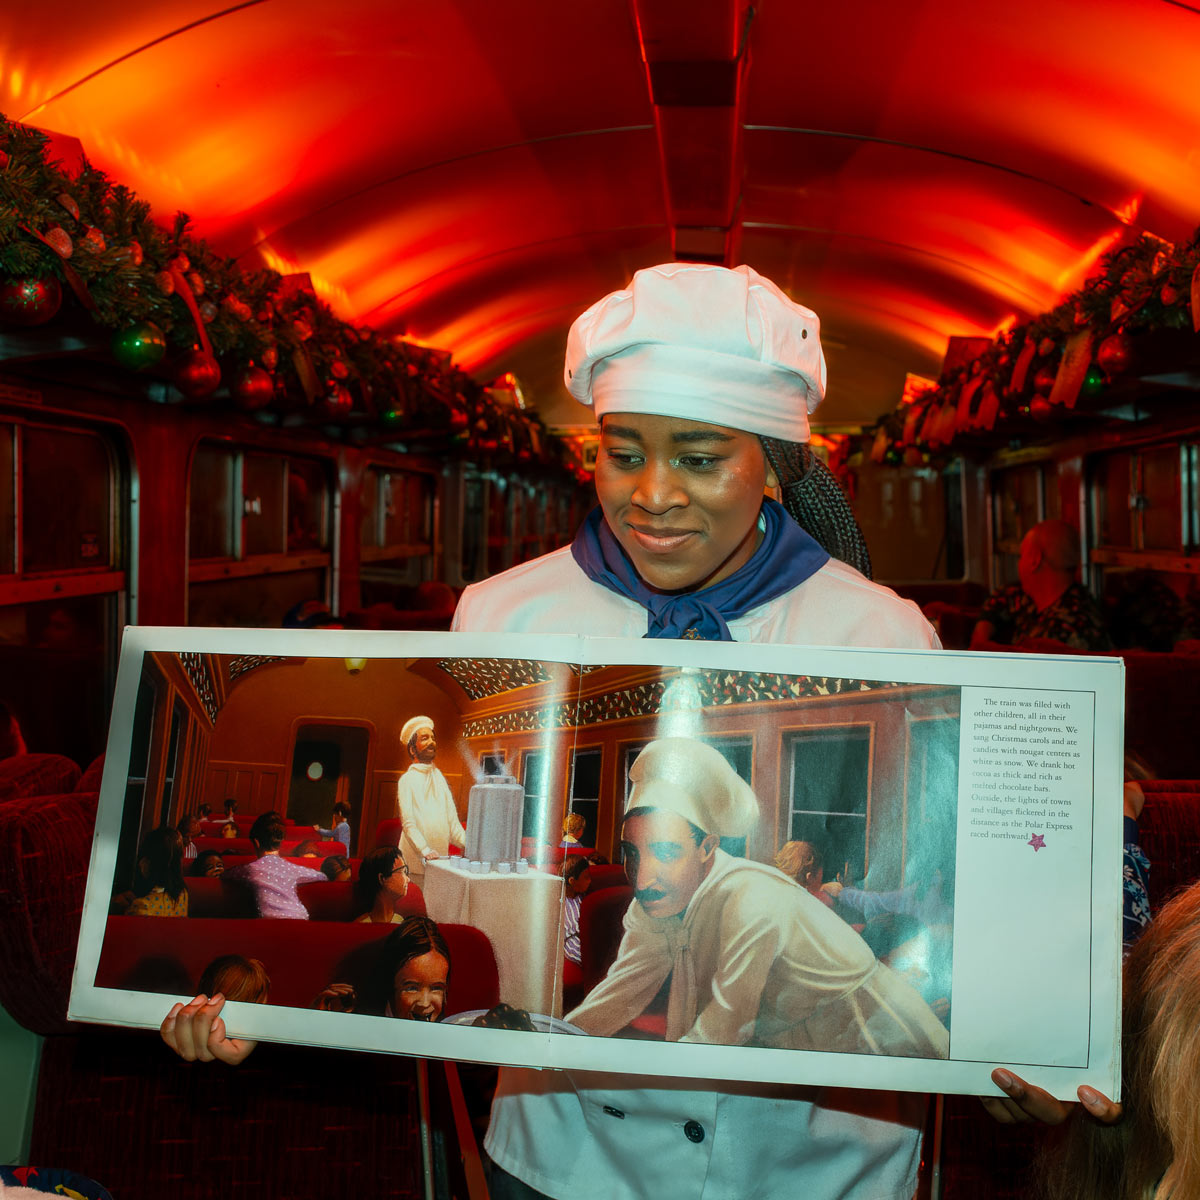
[423,860,563,1017]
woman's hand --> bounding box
[160,994,258,1065]
[980,1068,1121,1125]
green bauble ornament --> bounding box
[111,321,167,371]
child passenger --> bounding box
[225,812,326,920]
[127,826,189,917]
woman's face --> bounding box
[594,413,776,593]
[393,951,448,1021]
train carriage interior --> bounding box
[4,1,1200,1197]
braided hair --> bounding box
[759,437,872,579]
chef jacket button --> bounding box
[683,1119,705,1143]
[603,1105,625,1119]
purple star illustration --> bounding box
[1028,833,1046,851]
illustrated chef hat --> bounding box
[564,262,826,443]
[624,738,758,839]
[400,715,434,747]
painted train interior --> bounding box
[4,1,1200,1197]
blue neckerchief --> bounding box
[570,497,829,640]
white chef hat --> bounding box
[564,262,826,443]
[624,738,758,839]
[400,715,434,746]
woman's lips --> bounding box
[626,525,697,554]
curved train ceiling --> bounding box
[5,0,1199,430]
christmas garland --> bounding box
[865,225,1200,465]
[0,115,569,470]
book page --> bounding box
[69,627,1123,1099]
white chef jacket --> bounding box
[567,850,949,1059]
[396,761,465,877]
[453,543,939,1200]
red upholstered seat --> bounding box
[193,836,257,855]
[375,818,404,850]
[93,915,498,1014]
[298,879,426,921]
[0,788,97,1034]
[579,884,633,994]
[185,875,256,918]
[1138,788,1200,906]
[0,753,81,801]
[76,754,106,793]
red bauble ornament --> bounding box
[1030,396,1054,422]
[123,240,144,267]
[155,270,175,296]
[169,253,190,273]
[173,349,221,399]
[1037,337,1056,357]
[331,359,349,379]
[232,365,274,411]
[1161,284,1180,307]
[187,271,205,296]
[83,226,105,252]
[1033,365,1058,393]
[57,193,79,220]
[1097,333,1134,378]
[198,300,218,323]
[261,345,279,371]
[320,383,353,417]
[0,150,9,170]
[0,276,63,326]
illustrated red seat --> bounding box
[374,818,404,850]
[93,915,498,1013]
[297,879,426,921]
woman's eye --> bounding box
[604,449,643,467]
[674,455,719,470]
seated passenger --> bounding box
[313,914,450,1021]
[320,854,352,882]
[220,820,239,839]
[196,955,270,1005]
[190,850,225,878]
[970,519,1111,651]
[560,811,587,848]
[774,839,834,907]
[177,815,201,862]
[561,855,592,965]
[1041,878,1200,1199]
[225,812,326,919]
[353,846,411,924]
[291,838,320,858]
[314,800,352,853]
[127,825,189,917]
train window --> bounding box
[487,476,513,576]
[1090,443,1193,569]
[21,425,114,573]
[853,464,963,581]
[460,474,487,583]
[990,463,1045,585]
[188,445,236,559]
[787,727,871,885]
[187,443,332,626]
[0,416,125,767]
[359,465,437,595]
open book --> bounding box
[69,626,1123,1099]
